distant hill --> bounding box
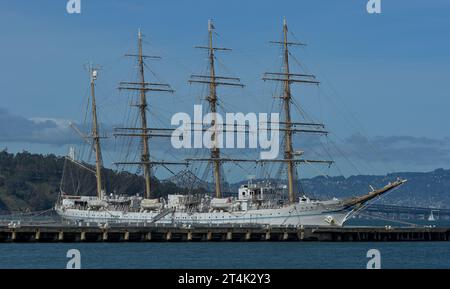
[0,151,63,213]
[0,150,449,213]
[299,170,450,208]
[0,150,204,213]
[230,169,450,208]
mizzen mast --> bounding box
[136,29,152,199]
[115,29,175,200]
[89,66,104,199]
[189,20,244,199]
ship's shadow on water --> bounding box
[0,242,450,269]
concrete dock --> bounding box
[1,223,449,242]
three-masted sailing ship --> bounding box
[56,19,406,227]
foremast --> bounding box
[189,20,244,198]
[263,18,331,204]
[281,19,296,204]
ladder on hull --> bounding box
[149,208,175,223]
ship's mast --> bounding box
[281,19,296,203]
[136,29,152,199]
[263,18,330,204]
[207,20,222,199]
[189,20,244,199]
[115,29,177,200]
[186,19,331,202]
[89,66,104,199]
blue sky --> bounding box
[0,0,449,180]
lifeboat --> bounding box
[141,199,163,210]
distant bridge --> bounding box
[361,204,450,220]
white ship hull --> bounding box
[56,204,351,227]
[55,180,406,227]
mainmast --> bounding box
[281,19,296,204]
[89,66,104,199]
[115,29,176,200]
[189,20,244,198]
[263,18,330,204]
[207,20,221,199]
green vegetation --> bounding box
[0,151,63,213]
[0,150,200,213]
[1,150,449,213]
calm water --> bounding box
[1,218,449,269]
[1,242,450,269]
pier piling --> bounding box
[1,224,450,243]
[58,231,64,241]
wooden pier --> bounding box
[1,223,449,242]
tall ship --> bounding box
[56,19,406,227]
